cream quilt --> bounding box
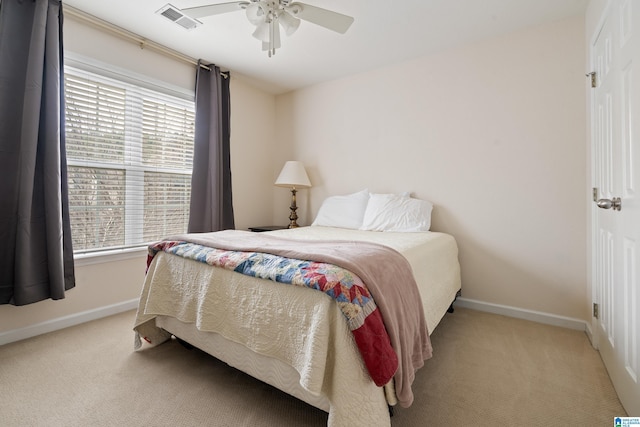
[133,226,461,427]
[135,251,392,426]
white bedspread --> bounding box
[134,226,460,427]
[135,251,390,426]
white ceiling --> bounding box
[61,0,589,94]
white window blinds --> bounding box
[64,66,195,253]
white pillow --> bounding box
[311,189,370,229]
[370,191,411,199]
[360,193,433,232]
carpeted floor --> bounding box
[0,307,626,426]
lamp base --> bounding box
[287,188,299,228]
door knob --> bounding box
[596,197,622,211]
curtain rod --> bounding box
[62,4,228,78]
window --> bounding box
[64,66,195,254]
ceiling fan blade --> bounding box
[273,22,281,48]
[292,3,354,34]
[181,2,246,19]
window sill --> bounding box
[74,246,148,267]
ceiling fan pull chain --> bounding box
[269,17,274,57]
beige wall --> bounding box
[275,16,588,320]
[229,81,279,230]
[1,12,590,339]
[0,255,147,333]
[0,16,277,336]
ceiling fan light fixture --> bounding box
[252,21,270,42]
[278,10,300,36]
[181,0,354,57]
[246,2,267,25]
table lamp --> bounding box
[274,161,311,228]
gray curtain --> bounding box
[188,62,235,232]
[0,0,75,305]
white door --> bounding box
[591,0,640,416]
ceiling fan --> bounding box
[179,0,355,57]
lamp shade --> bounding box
[275,161,311,189]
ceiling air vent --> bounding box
[156,4,201,30]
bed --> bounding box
[134,192,461,427]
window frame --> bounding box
[64,54,195,263]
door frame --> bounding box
[587,0,612,352]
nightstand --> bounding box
[248,225,289,232]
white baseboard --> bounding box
[1,297,590,346]
[585,321,595,345]
[454,297,587,331]
[0,299,139,346]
